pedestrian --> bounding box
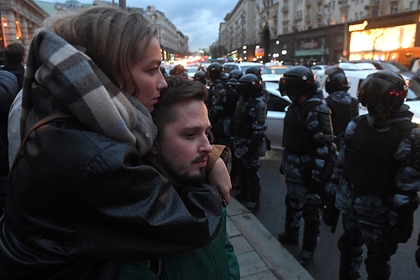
[0,6,232,279]
[231,73,268,212]
[117,75,239,280]
[277,66,336,265]
[335,70,420,280]
[169,64,186,77]
[322,66,359,226]
[0,70,18,216]
[1,42,25,92]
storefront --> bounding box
[347,11,420,61]
[276,24,345,65]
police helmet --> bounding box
[279,66,317,102]
[206,62,223,81]
[245,66,262,77]
[325,66,350,94]
[227,70,243,86]
[193,70,207,85]
[358,70,408,116]
[236,73,262,98]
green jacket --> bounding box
[117,206,240,280]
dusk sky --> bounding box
[42,0,238,52]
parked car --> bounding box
[184,66,197,79]
[342,68,420,124]
[264,81,292,150]
[268,65,292,77]
[223,62,280,82]
[340,60,413,78]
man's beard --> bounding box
[158,148,207,185]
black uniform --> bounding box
[335,70,420,280]
[231,74,267,212]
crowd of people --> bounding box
[0,5,419,280]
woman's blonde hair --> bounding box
[44,6,157,96]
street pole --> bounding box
[343,0,348,61]
[119,0,126,9]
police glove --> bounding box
[389,210,414,243]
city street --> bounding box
[243,149,420,280]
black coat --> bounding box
[0,87,221,279]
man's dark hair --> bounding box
[152,75,208,137]
[3,43,25,64]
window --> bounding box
[267,95,290,112]
[372,9,379,18]
[391,5,398,14]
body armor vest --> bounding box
[282,100,322,154]
[342,116,415,195]
[222,86,239,118]
[232,97,251,138]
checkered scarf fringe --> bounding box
[21,31,157,156]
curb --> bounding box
[227,198,314,280]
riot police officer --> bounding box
[324,66,359,146]
[193,70,207,86]
[322,66,359,226]
[335,70,420,280]
[206,62,227,144]
[231,73,267,212]
[226,70,243,188]
[245,65,269,106]
[278,66,335,265]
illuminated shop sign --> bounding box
[349,21,368,32]
[300,40,318,49]
[349,23,416,60]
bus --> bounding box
[387,47,420,69]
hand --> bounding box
[389,211,414,243]
[208,158,231,205]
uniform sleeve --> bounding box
[306,103,335,183]
[393,126,420,212]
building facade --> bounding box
[0,1,190,63]
[143,5,189,61]
[217,0,420,65]
[0,0,49,54]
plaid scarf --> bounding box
[21,31,157,156]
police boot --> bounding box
[301,203,321,258]
[278,206,299,245]
[296,249,314,266]
[246,175,261,212]
[338,235,363,280]
[365,255,391,280]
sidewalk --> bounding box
[226,198,314,280]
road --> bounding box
[241,149,420,280]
